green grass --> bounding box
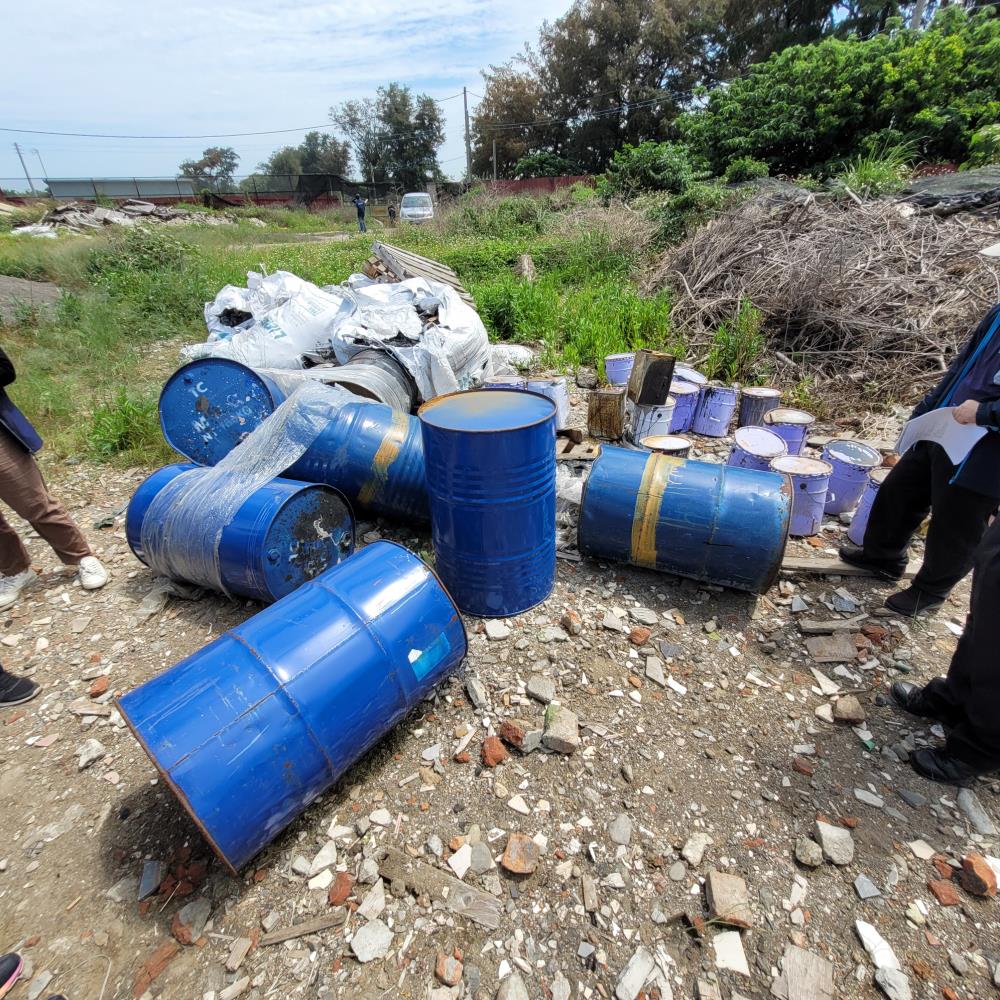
[834,139,917,198]
[0,195,687,465]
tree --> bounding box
[471,60,551,178]
[377,83,446,189]
[330,84,444,189]
[298,131,351,175]
[679,5,1000,175]
[513,151,580,177]
[177,146,239,190]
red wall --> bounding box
[488,175,594,195]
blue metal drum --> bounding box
[578,445,791,593]
[419,389,557,617]
[116,541,467,872]
[126,463,355,603]
[159,359,428,523]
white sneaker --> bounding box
[78,556,109,591]
[0,568,38,610]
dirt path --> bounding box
[0,430,996,1000]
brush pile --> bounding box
[647,194,1000,401]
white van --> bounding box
[399,192,434,224]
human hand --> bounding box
[953,400,980,425]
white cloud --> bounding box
[0,0,568,183]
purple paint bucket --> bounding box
[673,365,707,387]
[738,387,782,428]
[605,353,635,385]
[728,426,787,471]
[763,408,815,456]
[692,385,739,438]
[484,375,528,390]
[641,434,692,457]
[770,456,832,537]
[668,381,700,432]
[822,439,882,515]
[627,398,676,445]
[847,466,892,546]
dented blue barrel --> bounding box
[159,359,428,523]
[116,541,467,872]
[419,389,557,617]
[578,445,791,593]
[126,463,355,603]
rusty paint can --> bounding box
[578,445,790,593]
[116,541,467,872]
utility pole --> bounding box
[909,0,927,30]
[463,87,473,182]
[32,148,48,179]
[492,139,498,183]
[13,143,36,194]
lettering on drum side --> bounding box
[630,454,683,568]
[357,412,409,506]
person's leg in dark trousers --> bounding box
[912,519,1000,778]
[861,442,995,600]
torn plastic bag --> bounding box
[491,344,534,375]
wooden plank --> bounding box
[260,910,347,946]
[372,241,476,307]
[780,555,918,579]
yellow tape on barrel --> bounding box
[630,453,684,568]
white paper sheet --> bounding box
[896,407,987,464]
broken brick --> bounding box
[328,872,354,907]
[481,736,509,768]
[928,879,961,906]
[501,833,540,875]
[959,853,996,897]
[435,950,463,986]
[132,940,179,997]
[792,756,814,776]
[88,675,109,698]
[629,626,652,645]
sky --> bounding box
[0,0,570,189]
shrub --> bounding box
[966,124,1000,167]
[88,388,164,458]
[723,157,769,183]
[702,300,767,383]
[88,227,195,278]
[835,139,915,197]
[679,6,1000,175]
[597,141,695,199]
[641,182,735,243]
[513,151,579,178]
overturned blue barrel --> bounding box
[159,359,428,523]
[116,541,467,872]
[578,445,791,593]
[127,463,355,603]
[419,389,557,617]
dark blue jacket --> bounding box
[912,303,1000,497]
[0,347,43,453]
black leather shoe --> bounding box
[890,681,940,721]
[838,542,906,580]
[885,586,944,618]
[910,747,991,786]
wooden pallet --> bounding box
[556,437,600,461]
[365,241,476,307]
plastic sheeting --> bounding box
[139,382,357,596]
[189,269,492,403]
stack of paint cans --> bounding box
[418,389,557,617]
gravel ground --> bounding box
[1,401,997,1000]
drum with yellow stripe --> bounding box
[577,445,791,593]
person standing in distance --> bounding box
[352,193,368,233]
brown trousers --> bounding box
[0,428,92,576]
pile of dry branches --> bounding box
[646,194,1000,401]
